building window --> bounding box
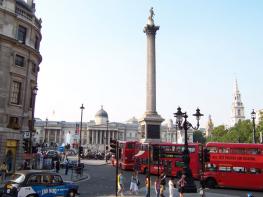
[17,25,27,43]
[10,81,22,104]
[32,63,36,73]
[28,120,32,130]
[238,109,241,116]
[35,36,39,50]
[0,0,3,6]
[7,117,20,130]
[15,55,25,67]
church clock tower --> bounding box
[231,79,245,126]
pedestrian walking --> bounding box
[55,160,60,173]
[130,171,139,195]
[117,171,124,196]
[0,162,7,184]
[154,177,160,197]
[65,159,69,175]
[145,175,150,197]
[177,174,187,197]
[168,177,176,197]
[51,160,55,169]
[160,172,166,197]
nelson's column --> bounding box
[140,8,164,142]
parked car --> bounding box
[1,170,79,197]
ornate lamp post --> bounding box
[174,106,203,193]
[105,120,109,162]
[251,109,256,144]
[79,104,85,164]
[29,86,38,168]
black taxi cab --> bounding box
[2,170,79,197]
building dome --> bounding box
[95,106,108,118]
[95,106,108,125]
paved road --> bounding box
[77,161,263,197]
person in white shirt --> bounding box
[168,177,176,197]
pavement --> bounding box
[105,187,240,197]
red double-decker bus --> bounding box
[134,142,202,179]
[203,142,263,190]
[117,141,139,170]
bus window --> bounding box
[222,148,230,153]
[207,164,217,171]
[218,166,231,172]
[246,149,259,155]
[188,147,196,153]
[208,147,217,153]
[233,167,245,173]
[231,148,245,154]
[249,168,261,174]
[218,147,230,153]
[126,143,135,149]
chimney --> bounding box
[27,0,35,13]
[27,0,33,7]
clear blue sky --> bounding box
[34,0,263,127]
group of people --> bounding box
[117,170,187,197]
[152,173,186,197]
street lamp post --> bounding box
[251,109,256,144]
[105,120,109,162]
[45,118,48,145]
[29,86,38,168]
[174,106,203,193]
[79,104,85,164]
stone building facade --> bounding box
[0,0,42,171]
[34,107,140,152]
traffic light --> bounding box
[79,146,84,156]
[23,139,30,153]
[110,139,117,154]
[203,148,210,162]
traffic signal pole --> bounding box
[148,144,151,197]
[115,140,119,197]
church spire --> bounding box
[231,79,245,126]
[206,115,214,137]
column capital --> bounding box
[144,25,160,35]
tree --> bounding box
[206,125,228,142]
[206,120,260,143]
[193,130,206,144]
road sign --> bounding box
[24,131,30,139]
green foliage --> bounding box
[206,119,262,143]
[193,130,206,144]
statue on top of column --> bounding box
[147,7,155,26]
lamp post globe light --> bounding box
[79,104,85,164]
[174,106,203,193]
[251,109,256,144]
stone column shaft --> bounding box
[144,25,159,115]
[146,32,157,114]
